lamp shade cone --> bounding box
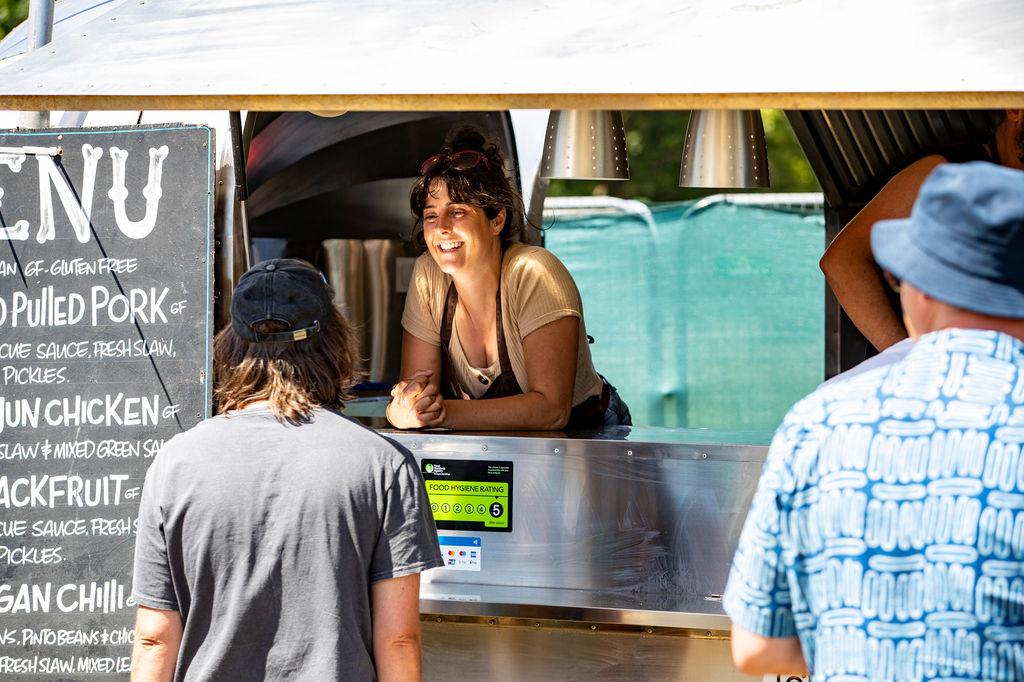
[679,110,769,188]
[540,110,629,180]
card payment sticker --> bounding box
[438,536,481,571]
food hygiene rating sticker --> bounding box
[421,459,512,533]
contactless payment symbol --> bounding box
[437,536,482,572]
[421,459,513,533]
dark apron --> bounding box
[438,282,606,429]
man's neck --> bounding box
[237,399,271,410]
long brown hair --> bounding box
[213,305,359,424]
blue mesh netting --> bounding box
[545,199,825,430]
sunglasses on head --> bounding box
[419,150,490,176]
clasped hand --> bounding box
[387,369,446,429]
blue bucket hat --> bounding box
[871,161,1024,318]
[230,259,335,342]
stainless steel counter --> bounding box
[371,426,773,680]
[419,582,730,630]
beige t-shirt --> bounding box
[402,243,604,405]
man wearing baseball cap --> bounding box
[724,162,1024,680]
[130,259,443,681]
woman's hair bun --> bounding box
[445,124,504,167]
[446,125,485,151]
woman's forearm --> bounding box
[442,391,572,431]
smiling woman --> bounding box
[387,125,630,432]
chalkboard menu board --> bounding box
[0,124,214,679]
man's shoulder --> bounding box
[309,407,408,444]
[157,412,233,451]
[159,407,408,458]
[813,363,893,404]
[819,338,915,390]
[782,328,1024,433]
[310,409,417,465]
[775,365,892,438]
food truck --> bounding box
[0,0,1021,679]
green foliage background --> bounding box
[0,0,28,38]
[547,110,819,201]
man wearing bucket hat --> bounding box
[723,162,1024,680]
[130,259,443,681]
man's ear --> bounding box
[900,282,935,339]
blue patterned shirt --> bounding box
[724,329,1024,682]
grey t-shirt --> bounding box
[132,406,442,681]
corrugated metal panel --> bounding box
[786,109,1002,210]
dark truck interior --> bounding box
[232,108,1003,389]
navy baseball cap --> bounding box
[230,259,335,343]
[871,161,1024,318]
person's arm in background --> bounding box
[131,606,183,682]
[819,154,946,351]
[730,624,808,676]
[371,573,423,682]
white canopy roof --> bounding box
[0,0,1021,111]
